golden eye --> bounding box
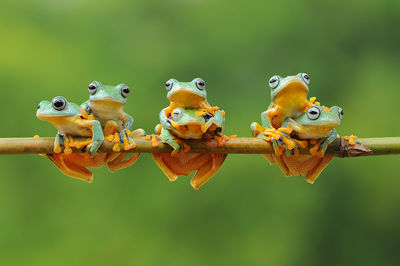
[268,75,280,89]
[52,97,67,111]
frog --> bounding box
[37,96,104,155]
[252,104,344,184]
[151,78,230,190]
[37,97,141,183]
[263,73,315,129]
[150,78,229,149]
[80,81,144,152]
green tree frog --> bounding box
[263,73,315,129]
[151,78,230,190]
[37,96,104,154]
[252,104,343,184]
[37,97,141,183]
[80,81,144,152]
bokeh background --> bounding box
[0,0,400,265]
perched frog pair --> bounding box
[36,82,144,182]
[151,78,232,190]
[252,73,355,183]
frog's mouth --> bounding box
[168,89,205,107]
[275,77,308,98]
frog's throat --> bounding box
[290,120,339,139]
[36,115,77,127]
[89,99,124,111]
[274,77,309,99]
[168,89,205,108]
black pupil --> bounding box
[304,75,309,80]
[123,88,129,94]
[310,110,318,115]
[166,82,171,87]
[199,81,204,86]
[270,78,276,83]
[89,85,96,90]
[54,100,64,108]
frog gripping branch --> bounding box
[29,74,376,187]
[36,81,145,182]
[252,73,356,183]
[151,78,232,190]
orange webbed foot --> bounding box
[343,135,358,146]
[310,142,325,158]
[214,134,230,147]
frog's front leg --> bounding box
[53,131,64,153]
[310,129,338,158]
[201,109,224,133]
[79,101,95,120]
[80,119,104,155]
[160,106,175,130]
[160,127,184,155]
[124,114,134,130]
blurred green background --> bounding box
[0,0,400,265]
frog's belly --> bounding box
[90,104,126,129]
[57,124,93,137]
[172,125,204,139]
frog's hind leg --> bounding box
[152,154,179,182]
[107,153,141,172]
[191,154,228,190]
[45,154,93,183]
[305,155,334,184]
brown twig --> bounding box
[0,137,398,157]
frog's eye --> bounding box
[338,108,344,119]
[165,79,173,91]
[121,85,130,98]
[52,97,67,111]
[195,79,206,90]
[301,73,310,85]
[172,109,182,121]
[88,81,98,95]
[268,75,280,89]
[307,106,320,120]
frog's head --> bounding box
[294,104,343,136]
[165,78,207,106]
[87,81,130,106]
[36,97,81,121]
[268,73,310,100]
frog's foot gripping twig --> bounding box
[105,130,137,152]
[214,132,236,148]
[171,138,191,156]
[145,134,161,148]
[309,138,329,158]
[343,135,358,146]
